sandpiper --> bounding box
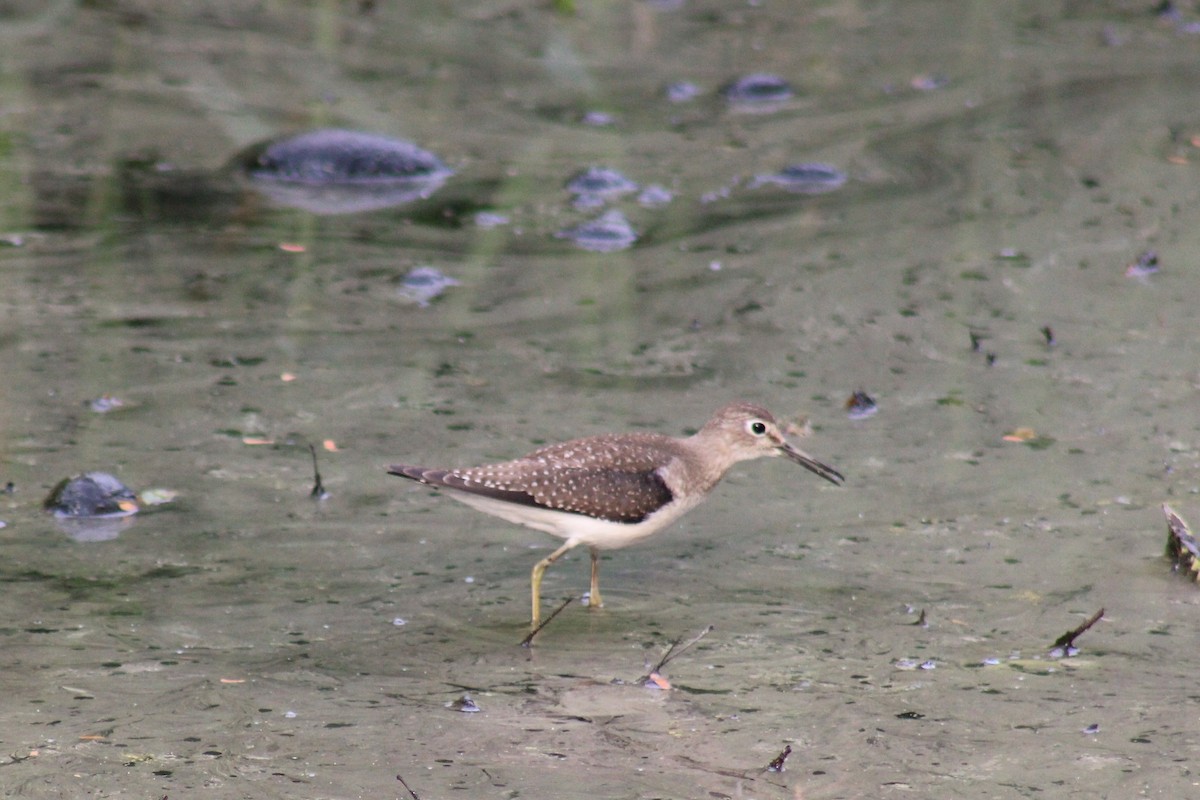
[388,401,844,630]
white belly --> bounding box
[446,490,702,550]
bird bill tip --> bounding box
[781,444,845,485]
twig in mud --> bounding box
[766,744,792,773]
[1051,608,1104,651]
[638,624,714,684]
[912,608,927,627]
[395,773,420,800]
[519,597,573,647]
[309,444,329,500]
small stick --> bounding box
[1052,608,1104,651]
[519,597,573,647]
[395,774,420,800]
[638,624,714,683]
[309,444,329,499]
[766,744,792,773]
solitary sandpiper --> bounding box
[388,401,844,630]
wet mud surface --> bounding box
[1,2,1199,798]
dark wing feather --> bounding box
[388,464,673,524]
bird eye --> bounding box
[748,420,768,436]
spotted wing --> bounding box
[388,463,673,524]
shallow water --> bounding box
[2,2,1200,798]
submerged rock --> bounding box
[397,266,460,307]
[45,472,138,519]
[724,73,794,110]
[566,167,639,206]
[556,209,638,253]
[235,129,454,214]
[750,163,847,194]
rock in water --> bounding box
[236,129,453,214]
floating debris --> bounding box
[138,488,178,506]
[766,744,792,773]
[236,129,454,215]
[1125,249,1159,278]
[1049,608,1103,656]
[637,624,713,685]
[724,73,793,111]
[446,694,481,713]
[1001,427,1054,448]
[519,596,573,647]
[556,209,637,253]
[1164,503,1200,582]
[308,444,330,501]
[665,81,701,103]
[44,472,138,519]
[845,389,878,420]
[750,163,847,194]
[397,266,460,307]
[566,167,638,207]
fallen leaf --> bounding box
[242,437,274,446]
[646,671,672,690]
[1002,427,1037,442]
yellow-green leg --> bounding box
[530,541,575,630]
[589,547,604,609]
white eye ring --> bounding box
[747,419,769,436]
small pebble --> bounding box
[637,184,674,208]
[665,81,701,103]
[724,73,793,110]
[911,73,950,91]
[581,111,616,127]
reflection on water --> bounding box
[0,2,1198,798]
